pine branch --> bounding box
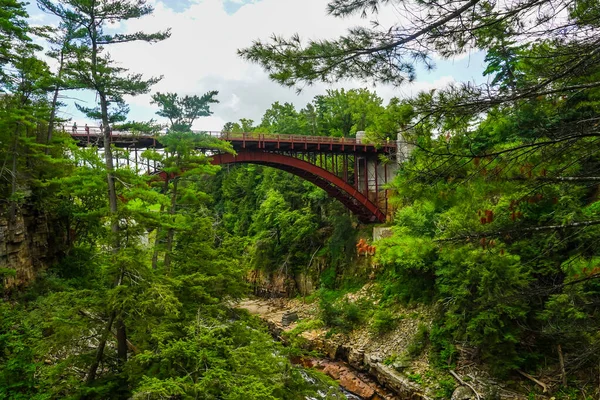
[436,219,600,242]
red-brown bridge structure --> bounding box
[69,127,400,223]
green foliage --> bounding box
[128,310,323,399]
[319,290,367,332]
[407,323,429,358]
[281,319,326,353]
[376,232,437,304]
[371,308,399,334]
[407,373,424,385]
[151,91,219,132]
[327,214,357,269]
[320,267,337,289]
[434,377,456,400]
[0,303,37,399]
[0,267,16,278]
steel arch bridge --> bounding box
[70,128,400,223]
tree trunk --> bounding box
[86,311,116,383]
[85,16,128,383]
[99,95,128,365]
[163,178,179,269]
[151,176,170,270]
[116,317,127,364]
[9,126,20,223]
[558,344,567,386]
[100,98,119,239]
[46,51,65,154]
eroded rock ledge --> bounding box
[1,205,64,291]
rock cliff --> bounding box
[1,205,64,292]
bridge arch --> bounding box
[211,151,385,223]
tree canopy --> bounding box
[2,0,600,397]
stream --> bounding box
[340,389,363,400]
[299,370,364,399]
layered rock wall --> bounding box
[1,205,63,291]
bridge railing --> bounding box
[213,131,390,145]
[67,126,397,146]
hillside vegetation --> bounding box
[1,0,600,398]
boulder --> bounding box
[348,347,366,370]
[281,311,299,326]
[339,371,376,399]
[451,386,475,400]
[323,363,342,379]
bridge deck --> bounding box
[69,129,397,155]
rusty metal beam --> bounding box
[212,151,385,223]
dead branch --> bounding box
[518,369,549,393]
[450,369,482,400]
[558,344,567,387]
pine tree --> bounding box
[0,0,30,84]
[42,20,80,147]
[148,91,233,270]
[0,49,53,221]
[37,0,170,380]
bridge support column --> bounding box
[355,131,400,220]
[397,130,414,163]
[357,158,397,217]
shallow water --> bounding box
[340,388,363,399]
[301,370,364,399]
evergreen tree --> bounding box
[0,50,53,220]
[42,20,80,147]
[0,0,30,84]
[38,0,170,379]
[148,91,233,269]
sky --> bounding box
[29,0,489,131]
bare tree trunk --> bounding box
[163,178,178,270]
[46,51,65,154]
[86,311,116,383]
[151,176,170,270]
[9,127,20,223]
[116,317,127,363]
[558,344,567,386]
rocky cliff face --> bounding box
[247,255,375,298]
[1,205,64,292]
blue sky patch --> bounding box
[158,0,261,15]
[161,0,196,13]
[223,0,259,15]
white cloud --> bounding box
[65,0,478,129]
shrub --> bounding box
[429,323,457,368]
[434,378,456,399]
[319,291,366,332]
[407,373,424,385]
[407,323,429,358]
[320,267,337,289]
[371,309,399,334]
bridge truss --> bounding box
[69,128,399,223]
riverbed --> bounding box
[238,298,402,399]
